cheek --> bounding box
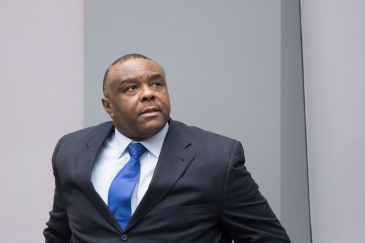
[110,100,124,117]
[161,94,171,111]
[116,100,137,118]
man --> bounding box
[44,54,290,242]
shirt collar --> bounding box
[114,122,169,159]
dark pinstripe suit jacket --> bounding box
[44,119,290,243]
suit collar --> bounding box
[77,121,122,232]
[85,121,114,148]
[125,118,195,231]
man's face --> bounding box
[102,58,171,141]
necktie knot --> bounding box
[127,143,146,159]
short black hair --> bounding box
[102,53,151,97]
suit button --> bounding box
[121,234,128,241]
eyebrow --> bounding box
[118,73,164,85]
[119,77,139,84]
[147,74,164,80]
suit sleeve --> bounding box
[43,138,72,243]
[220,141,291,243]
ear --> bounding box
[101,97,114,118]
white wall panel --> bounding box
[301,1,365,242]
[0,1,83,242]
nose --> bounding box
[140,85,155,102]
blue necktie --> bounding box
[108,143,147,230]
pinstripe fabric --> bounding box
[44,119,290,243]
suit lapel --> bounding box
[76,122,122,233]
[125,119,195,231]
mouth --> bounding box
[140,106,160,117]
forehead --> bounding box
[108,59,165,82]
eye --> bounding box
[152,82,162,87]
[127,85,137,91]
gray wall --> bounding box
[85,1,310,242]
[281,1,311,241]
[0,1,83,242]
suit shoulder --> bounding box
[171,120,243,165]
[173,120,238,145]
[58,121,112,143]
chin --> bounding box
[143,123,164,133]
[140,120,166,134]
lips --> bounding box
[140,106,159,114]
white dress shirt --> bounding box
[91,123,169,214]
